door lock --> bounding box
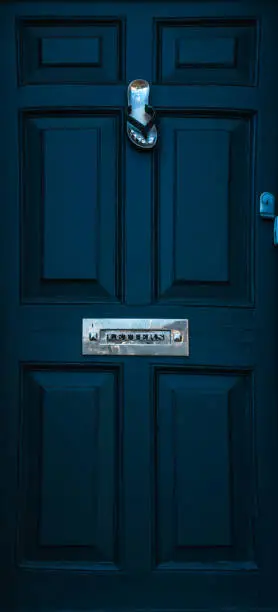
[260,192,278,246]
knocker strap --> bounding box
[126,104,157,140]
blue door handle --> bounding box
[260,192,278,246]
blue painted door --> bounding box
[1,2,278,611]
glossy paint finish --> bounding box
[1,1,278,611]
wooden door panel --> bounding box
[17,367,121,569]
[20,111,122,303]
[155,18,258,86]
[18,17,125,85]
[156,369,255,570]
[155,113,254,305]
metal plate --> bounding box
[82,319,189,356]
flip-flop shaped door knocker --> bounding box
[126,79,158,151]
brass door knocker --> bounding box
[126,79,158,151]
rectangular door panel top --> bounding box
[155,18,259,85]
[17,18,125,84]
